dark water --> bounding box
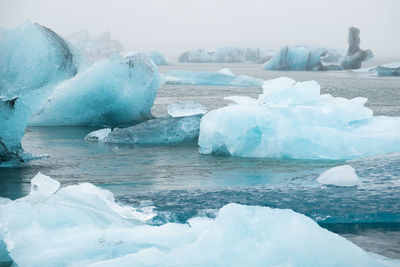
[1,63,399,259]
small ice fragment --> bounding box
[317,165,359,187]
[217,68,235,77]
[168,101,207,117]
[29,172,60,199]
[84,128,111,141]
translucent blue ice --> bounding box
[359,62,400,76]
[0,173,391,266]
[199,77,400,159]
[163,69,263,86]
[148,51,169,65]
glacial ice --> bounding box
[317,165,359,187]
[84,128,112,141]
[0,22,81,161]
[148,51,169,66]
[167,101,207,117]
[0,173,392,266]
[358,62,400,76]
[88,115,202,145]
[263,27,372,71]
[178,47,275,63]
[66,30,124,60]
[163,69,263,87]
[198,77,400,159]
[29,53,160,127]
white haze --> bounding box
[0,0,399,59]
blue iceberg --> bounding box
[357,62,400,76]
[148,51,169,66]
[0,173,391,266]
[198,77,400,159]
[163,69,263,87]
[341,27,373,70]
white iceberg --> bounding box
[168,101,207,117]
[148,51,169,66]
[66,30,123,60]
[198,77,400,159]
[317,165,359,187]
[0,173,390,266]
[163,69,263,87]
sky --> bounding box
[1,0,399,59]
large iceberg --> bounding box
[263,27,372,71]
[198,77,400,159]
[163,69,263,87]
[29,54,160,127]
[179,47,275,63]
[0,22,81,162]
[148,51,169,66]
[0,173,392,266]
[66,30,124,60]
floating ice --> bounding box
[66,30,123,60]
[217,68,235,77]
[357,62,400,76]
[341,27,373,70]
[199,77,400,159]
[179,47,275,63]
[0,174,391,266]
[317,165,359,187]
[84,128,112,141]
[94,115,202,145]
[29,53,160,127]
[163,70,263,87]
[168,101,207,117]
[29,172,61,200]
[148,51,169,66]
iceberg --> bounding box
[178,47,275,63]
[148,51,169,66]
[0,173,391,267]
[163,69,263,87]
[29,53,160,127]
[86,115,202,144]
[357,62,400,76]
[167,101,207,117]
[263,27,372,71]
[317,165,359,187]
[198,77,400,159]
[0,22,81,162]
[66,30,123,60]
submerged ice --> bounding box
[0,173,392,267]
[198,77,400,159]
[163,69,263,87]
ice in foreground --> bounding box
[163,69,263,86]
[0,173,393,267]
[199,77,400,159]
[317,165,359,187]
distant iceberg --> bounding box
[148,51,169,66]
[263,27,372,71]
[168,101,207,117]
[66,30,123,60]
[0,173,390,266]
[163,69,263,86]
[179,47,275,63]
[357,62,400,76]
[199,77,400,159]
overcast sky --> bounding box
[1,0,399,58]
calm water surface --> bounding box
[0,63,399,259]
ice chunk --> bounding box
[163,70,263,87]
[341,27,373,70]
[168,101,207,117]
[358,62,400,76]
[93,115,202,145]
[317,165,359,187]
[179,47,274,63]
[29,172,61,200]
[217,68,235,77]
[84,128,112,141]
[198,77,400,159]
[148,51,169,66]
[66,30,123,60]
[29,54,160,127]
[0,174,389,266]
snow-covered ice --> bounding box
[317,165,359,187]
[198,77,400,159]
[163,69,263,87]
[0,173,391,267]
[84,128,112,141]
[148,51,169,66]
[168,101,207,117]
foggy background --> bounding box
[1,0,399,59]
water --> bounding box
[1,63,400,259]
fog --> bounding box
[1,0,399,59]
